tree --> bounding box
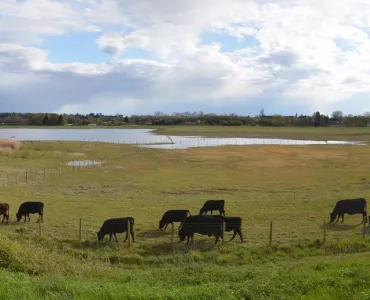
[124,116,129,123]
[42,114,49,125]
[57,114,64,126]
[259,109,265,117]
[312,111,321,127]
[331,110,343,123]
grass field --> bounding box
[1,132,370,298]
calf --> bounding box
[16,201,44,223]
[206,215,243,242]
[97,217,135,243]
[199,200,225,216]
[159,210,191,230]
[330,198,367,224]
[178,215,224,245]
[0,203,9,224]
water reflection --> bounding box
[0,128,363,150]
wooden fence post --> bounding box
[79,218,82,242]
[171,222,175,253]
[3,173,6,187]
[221,220,225,244]
[59,165,62,174]
[127,219,131,247]
[25,171,28,182]
[362,220,366,239]
[44,168,46,178]
[323,219,326,245]
[269,220,273,247]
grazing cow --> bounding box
[16,201,44,223]
[178,215,224,245]
[329,198,367,224]
[0,203,9,224]
[205,215,244,242]
[159,210,191,230]
[97,217,135,243]
[199,200,225,216]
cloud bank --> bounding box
[1,0,370,115]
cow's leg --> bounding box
[221,209,225,216]
[130,227,135,243]
[123,231,128,242]
[185,235,190,246]
[114,233,118,243]
[190,234,194,245]
[1,214,4,223]
[363,212,367,223]
[341,213,344,223]
[215,234,220,244]
[229,231,237,242]
[163,223,168,230]
[108,233,112,242]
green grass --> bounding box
[1,139,370,298]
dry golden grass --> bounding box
[0,139,22,155]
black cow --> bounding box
[329,198,367,223]
[199,200,225,216]
[205,215,243,242]
[97,217,135,243]
[159,210,191,230]
[178,215,224,245]
[16,201,44,223]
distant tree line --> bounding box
[0,110,370,127]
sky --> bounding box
[1,0,370,116]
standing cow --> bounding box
[16,201,44,223]
[0,203,9,224]
[329,198,367,224]
[205,215,244,242]
[97,217,135,243]
[199,200,225,216]
[159,210,191,230]
[178,215,224,245]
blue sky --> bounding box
[0,0,370,116]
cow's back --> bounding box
[181,215,223,234]
[335,198,366,213]
[19,201,44,213]
[101,217,133,233]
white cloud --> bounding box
[1,0,370,115]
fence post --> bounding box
[44,168,46,178]
[3,173,6,187]
[25,171,28,182]
[323,219,326,245]
[79,218,82,242]
[127,219,131,247]
[171,222,175,253]
[269,220,273,246]
[362,220,366,239]
[59,165,62,174]
[221,220,225,243]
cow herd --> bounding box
[0,198,367,246]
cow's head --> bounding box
[16,213,22,222]
[97,231,104,241]
[329,212,336,223]
[199,207,205,215]
[159,220,165,230]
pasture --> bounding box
[1,134,370,299]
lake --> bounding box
[0,128,363,149]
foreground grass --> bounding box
[1,141,370,298]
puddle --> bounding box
[67,160,102,167]
[139,136,363,150]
